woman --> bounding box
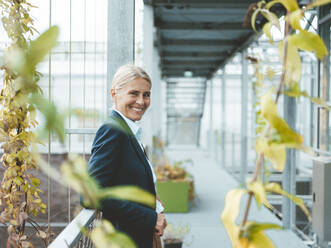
[87,64,167,248]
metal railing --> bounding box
[48,209,101,248]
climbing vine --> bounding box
[221,0,331,247]
[0,1,156,247]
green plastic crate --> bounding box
[156,181,189,213]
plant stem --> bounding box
[240,12,291,231]
[275,13,291,104]
[240,152,264,228]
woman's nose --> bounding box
[136,95,144,104]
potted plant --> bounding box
[155,158,195,213]
[163,223,190,248]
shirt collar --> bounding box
[113,109,142,141]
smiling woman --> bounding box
[86,64,167,248]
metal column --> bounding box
[221,71,226,168]
[107,0,135,117]
[240,51,248,184]
[209,79,214,157]
[318,5,330,151]
[282,95,297,229]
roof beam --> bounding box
[162,51,228,57]
[163,60,220,66]
[163,73,208,78]
[161,39,237,46]
[145,0,256,8]
[156,21,250,30]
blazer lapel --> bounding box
[110,111,155,189]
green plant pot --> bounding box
[156,181,189,213]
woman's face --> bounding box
[111,78,151,121]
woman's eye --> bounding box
[130,92,138,96]
[143,93,150,98]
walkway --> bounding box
[163,146,307,248]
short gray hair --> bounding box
[111,64,151,92]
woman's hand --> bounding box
[155,213,167,236]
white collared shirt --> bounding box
[113,109,164,213]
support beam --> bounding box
[156,21,250,30]
[107,0,135,117]
[144,0,256,9]
[162,51,228,58]
[162,39,237,46]
[163,60,221,66]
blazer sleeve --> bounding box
[87,123,157,231]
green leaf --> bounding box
[30,177,40,187]
[265,183,311,221]
[25,26,59,72]
[241,221,283,247]
[29,94,65,143]
[100,186,156,208]
[89,220,136,248]
[289,9,303,30]
[221,189,247,247]
[289,30,328,60]
[247,181,268,209]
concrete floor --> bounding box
[162,146,308,248]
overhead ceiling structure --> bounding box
[143,0,260,145]
[144,0,259,79]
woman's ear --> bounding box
[110,88,116,99]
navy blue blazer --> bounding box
[87,110,157,248]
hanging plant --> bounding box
[221,0,331,247]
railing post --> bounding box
[240,51,248,185]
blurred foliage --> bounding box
[221,0,331,247]
[0,1,61,247]
[0,1,154,248]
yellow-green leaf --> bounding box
[265,183,311,221]
[262,22,273,43]
[289,9,303,30]
[289,30,328,60]
[241,221,282,247]
[244,230,275,248]
[261,10,280,30]
[221,189,247,247]
[251,9,261,32]
[256,138,286,171]
[247,181,268,209]
[261,92,303,147]
[279,40,301,86]
[280,0,299,11]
